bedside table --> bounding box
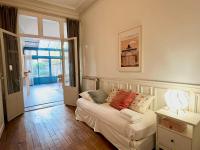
[155,108,200,150]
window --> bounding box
[24,50,37,56]
[50,51,60,57]
[19,11,67,85]
[43,19,60,37]
[38,59,49,77]
[48,40,61,49]
[19,15,38,35]
[19,13,67,39]
[38,51,49,56]
[31,59,39,77]
[51,59,62,76]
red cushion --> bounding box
[110,90,136,110]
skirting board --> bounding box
[0,123,4,139]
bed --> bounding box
[75,98,156,150]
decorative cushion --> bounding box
[110,90,136,110]
[129,93,154,113]
[79,91,93,101]
[106,88,119,103]
[88,89,108,104]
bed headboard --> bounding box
[82,76,200,113]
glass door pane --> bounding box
[3,33,20,94]
[63,39,77,87]
[63,41,70,86]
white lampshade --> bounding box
[164,89,189,113]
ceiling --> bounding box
[0,0,97,18]
[36,0,96,12]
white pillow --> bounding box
[79,91,93,101]
[129,93,154,114]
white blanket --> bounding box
[120,108,143,123]
[76,98,156,141]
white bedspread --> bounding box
[76,98,156,141]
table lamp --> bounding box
[164,89,189,115]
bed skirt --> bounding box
[75,106,155,150]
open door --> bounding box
[0,29,24,121]
[62,38,79,106]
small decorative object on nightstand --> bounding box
[156,108,200,150]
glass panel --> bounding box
[64,22,67,39]
[24,50,37,55]
[43,19,60,37]
[50,51,60,56]
[64,42,69,86]
[3,33,20,94]
[51,59,62,76]
[64,40,76,87]
[31,59,38,77]
[19,15,38,35]
[38,39,61,49]
[38,51,49,56]
[38,59,49,77]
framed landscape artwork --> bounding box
[118,25,142,72]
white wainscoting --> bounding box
[82,76,200,112]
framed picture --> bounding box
[118,25,142,72]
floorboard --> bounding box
[0,105,116,150]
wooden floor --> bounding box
[0,105,116,150]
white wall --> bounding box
[80,0,200,84]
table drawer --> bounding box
[158,127,191,150]
[158,127,174,149]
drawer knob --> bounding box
[171,139,174,143]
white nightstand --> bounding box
[155,108,200,150]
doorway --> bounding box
[21,37,64,111]
[18,11,79,112]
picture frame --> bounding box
[118,25,142,72]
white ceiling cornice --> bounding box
[36,0,77,10]
[36,0,97,13]
[0,0,97,19]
